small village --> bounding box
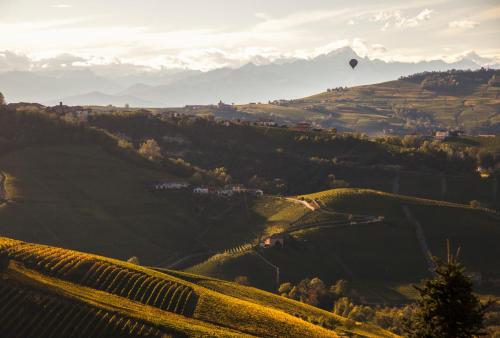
[152,181,264,198]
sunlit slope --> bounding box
[188,189,500,296]
[0,237,398,337]
[241,77,500,132]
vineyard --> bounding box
[223,243,253,255]
[0,241,198,316]
[0,236,400,337]
[0,281,165,338]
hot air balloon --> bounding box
[349,58,358,69]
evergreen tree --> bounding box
[404,244,491,337]
[0,92,5,105]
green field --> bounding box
[0,145,276,265]
[188,189,500,302]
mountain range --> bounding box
[0,47,496,107]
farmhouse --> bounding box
[262,233,286,248]
[255,120,278,127]
[193,187,209,194]
[476,167,492,179]
[434,130,450,140]
[295,122,311,131]
[153,182,189,190]
[159,111,182,119]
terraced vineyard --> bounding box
[0,236,397,337]
[0,281,164,338]
[223,243,253,255]
[1,241,198,316]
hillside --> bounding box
[0,236,397,337]
[0,104,498,267]
[87,110,500,207]
[187,189,500,301]
[234,69,500,134]
[0,145,279,265]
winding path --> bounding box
[403,206,436,272]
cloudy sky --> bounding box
[0,0,499,70]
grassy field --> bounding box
[0,145,198,264]
[188,189,500,302]
[0,145,274,265]
[0,236,398,337]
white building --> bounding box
[154,182,189,190]
[193,187,209,194]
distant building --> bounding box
[153,182,189,190]
[193,187,209,194]
[263,233,286,248]
[295,122,312,131]
[217,100,235,111]
[252,189,264,197]
[193,185,263,197]
[185,105,210,110]
[476,167,492,179]
[255,119,278,127]
[159,111,181,119]
[435,130,450,140]
[219,120,232,127]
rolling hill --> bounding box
[0,101,498,335]
[233,69,500,134]
[0,236,397,337]
[187,189,500,301]
[0,145,277,265]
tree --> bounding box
[138,139,162,161]
[278,282,293,296]
[330,279,349,298]
[190,172,203,185]
[0,92,5,105]
[404,244,490,337]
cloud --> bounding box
[0,50,32,71]
[351,39,387,58]
[51,4,72,8]
[448,20,480,30]
[372,8,434,30]
[371,44,387,53]
[309,39,387,59]
[311,40,350,57]
[477,6,500,21]
[254,9,351,32]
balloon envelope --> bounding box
[349,59,358,69]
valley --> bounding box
[0,69,499,337]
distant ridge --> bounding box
[1,47,494,107]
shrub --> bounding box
[139,139,162,161]
[234,275,251,286]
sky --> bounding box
[0,0,499,71]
